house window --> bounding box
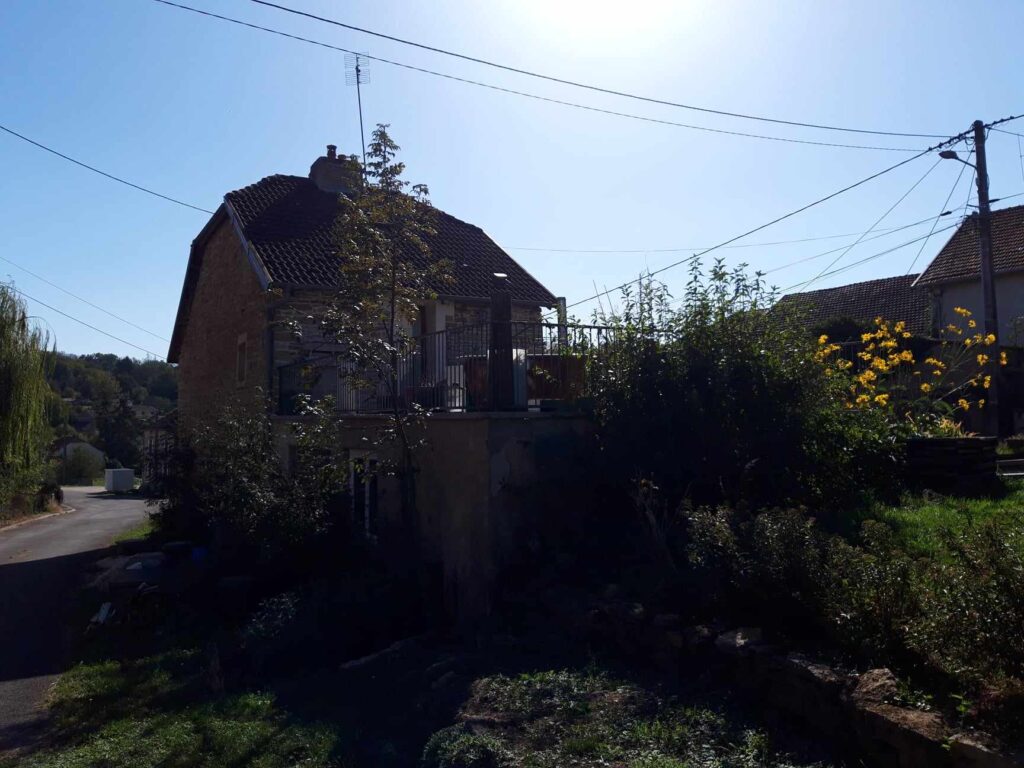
[236,336,247,385]
[350,456,379,540]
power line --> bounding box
[508,215,944,254]
[8,285,167,359]
[0,253,170,341]
[779,224,959,293]
[761,217,950,275]
[793,156,943,293]
[245,0,948,140]
[152,0,922,152]
[0,124,214,214]
[905,148,973,275]
[555,131,967,314]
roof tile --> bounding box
[777,274,932,336]
[916,205,1024,285]
[225,175,556,305]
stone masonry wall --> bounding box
[177,218,269,429]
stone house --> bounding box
[168,146,558,424]
[914,205,1024,346]
[167,146,590,620]
[778,207,1024,432]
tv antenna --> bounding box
[345,53,370,170]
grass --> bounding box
[869,478,1024,557]
[422,668,830,768]
[112,515,156,544]
[2,615,349,768]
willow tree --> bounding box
[0,284,54,508]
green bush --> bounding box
[686,506,1024,694]
[155,398,350,571]
[421,725,507,768]
[590,265,898,513]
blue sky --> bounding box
[2,0,1023,358]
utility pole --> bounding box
[973,119,1001,435]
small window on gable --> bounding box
[236,335,247,385]
[350,455,379,541]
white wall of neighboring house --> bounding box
[56,441,104,463]
[930,272,1024,347]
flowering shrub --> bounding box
[815,307,1004,435]
[590,265,899,511]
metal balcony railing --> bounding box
[278,321,618,415]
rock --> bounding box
[850,698,948,767]
[949,734,1024,768]
[602,583,624,600]
[603,600,647,624]
[783,654,847,693]
[851,668,900,706]
[714,627,763,655]
[682,624,717,651]
[652,613,682,629]
[162,540,193,561]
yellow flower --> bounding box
[920,382,932,393]
[893,321,906,333]
[874,316,884,326]
[837,359,853,370]
[946,324,963,335]
[924,357,944,369]
[818,334,829,345]
[859,369,877,382]
[899,350,914,363]
[902,331,911,339]
[857,351,873,362]
[984,334,996,346]
[983,375,992,389]
[871,357,890,372]
[860,332,874,343]
[880,339,898,349]
[1000,351,1008,366]
[958,398,970,411]
[977,354,990,366]
[954,306,972,317]
[968,319,977,328]
[932,369,943,377]
[964,338,973,347]
[856,394,871,405]
[874,393,890,406]
[979,399,986,408]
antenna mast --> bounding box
[345,53,370,171]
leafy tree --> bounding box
[0,284,54,508]
[96,395,141,469]
[317,124,452,545]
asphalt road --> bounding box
[0,487,149,752]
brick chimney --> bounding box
[309,144,361,195]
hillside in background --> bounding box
[48,353,177,469]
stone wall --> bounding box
[906,436,997,491]
[273,411,595,624]
[177,218,270,429]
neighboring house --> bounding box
[776,274,933,339]
[914,205,1024,347]
[168,145,558,424]
[167,145,586,621]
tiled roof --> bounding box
[916,205,1024,286]
[777,274,932,336]
[224,174,556,305]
